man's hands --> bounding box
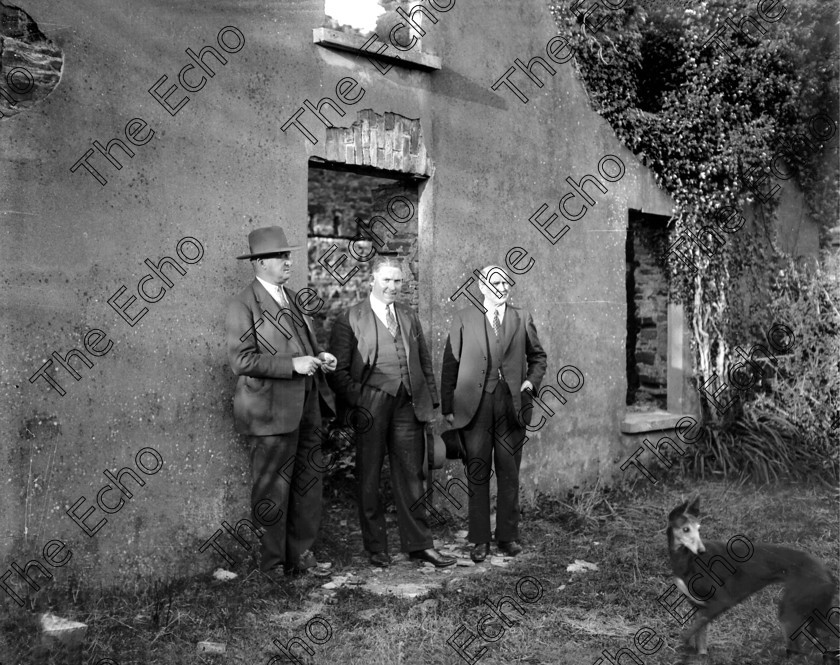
[293,356,323,376]
[520,380,534,393]
[318,352,337,373]
[293,353,337,376]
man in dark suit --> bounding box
[328,256,455,568]
[441,265,547,562]
[225,226,336,578]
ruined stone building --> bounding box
[0,0,821,582]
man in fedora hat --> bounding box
[328,255,455,568]
[225,226,336,578]
[440,265,546,563]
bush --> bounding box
[764,252,840,472]
[679,253,840,483]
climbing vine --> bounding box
[548,0,839,425]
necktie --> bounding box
[276,286,290,309]
[492,308,500,337]
[276,286,314,354]
[385,305,398,337]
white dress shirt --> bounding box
[257,277,290,308]
[369,293,396,328]
[483,301,506,326]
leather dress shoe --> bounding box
[409,548,456,567]
[297,550,318,569]
[261,567,285,583]
[470,543,490,563]
[498,541,523,556]
[285,549,331,576]
[369,551,392,567]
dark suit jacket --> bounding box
[225,279,334,436]
[328,298,439,423]
[440,304,547,428]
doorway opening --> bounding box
[626,209,671,411]
[307,163,420,347]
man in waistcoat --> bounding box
[225,226,336,579]
[440,265,547,562]
[328,256,455,568]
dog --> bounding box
[666,497,839,661]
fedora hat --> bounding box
[424,424,446,473]
[236,226,301,259]
[441,427,467,461]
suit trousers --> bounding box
[248,384,322,572]
[356,384,433,553]
[463,381,524,544]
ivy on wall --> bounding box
[548,0,839,423]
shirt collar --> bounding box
[483,301,506,317]
[369,293,396,325]
[257,276,286,302]
[370,292,392,310]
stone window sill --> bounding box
[620,410,693,434]
[312,28,442,72]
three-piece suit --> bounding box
[225,279,334,571]
[328,297,439,554]
[440,303,547,544]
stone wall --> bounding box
[627,211,669,407]
[307,168,419,346]
[324,110,431,175]
[0,0,684,589]
[0,1,63,120]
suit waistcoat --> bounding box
[276,293,315,355]
[367,314,412,396]
[484,312,508,394]
[276,292,316,390]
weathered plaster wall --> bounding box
[0,0,675,590]
[420,1,673,496]
[1,0,347,590]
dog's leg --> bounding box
[780,610,803,658]
[681,613,710,653]
[779,588,811,659]
[782,627,810,659]
[780,610,838,660]
[695,623,708,655]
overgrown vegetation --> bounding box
[677,253,840,483]
[549,0,839,481]
[3,480,835,664]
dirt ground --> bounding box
[2,476,837,665]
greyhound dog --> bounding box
[666,497,838,661]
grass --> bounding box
[1,477,837,665]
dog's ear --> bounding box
[668,501,688,521]
[686,496,701,516]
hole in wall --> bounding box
[307,164,420,346]
[1,1,63,120]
